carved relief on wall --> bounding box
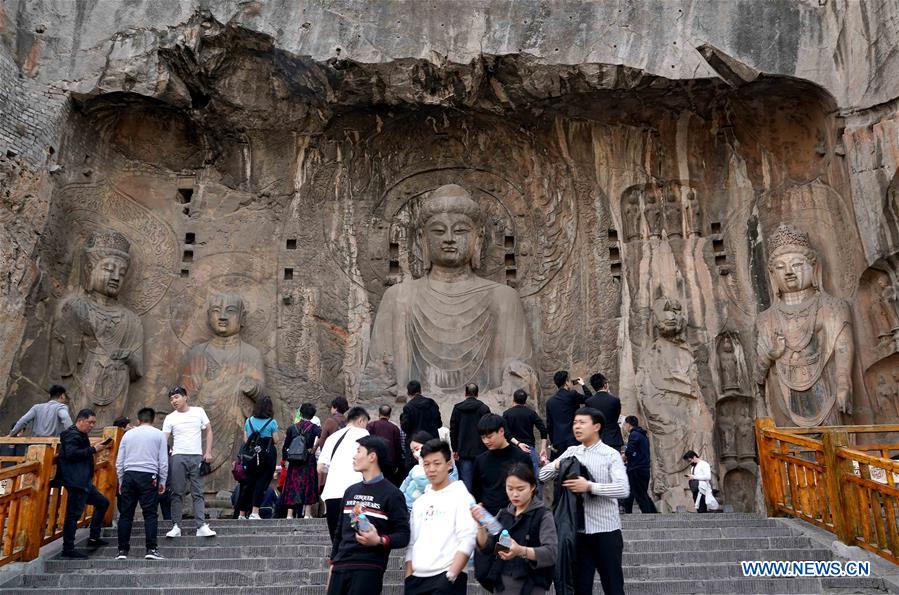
[857,266,899,364]
[179,291,266,490]
[51,230,144,424]
[361,183,537,414]
[636,295,716,512]
[754,224,855,427]
[41,182,178,424]
[619,181,701,243]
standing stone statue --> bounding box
[685,189,703,237]
[662,187,683,238]
[755,224,854,426]
[636,295,716,512]
[52,230,144,424]
[362,184,534,406]
[622,189,643,242]
[180,292,265,479]
[644,189,663,238]
[718,336,742,394]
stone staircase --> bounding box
[0,513,891,594]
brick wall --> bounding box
[0,46,69,168]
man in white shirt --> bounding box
[540,407,629,595]
[161,386,216,538]
[115,407,168,560]
[405,439,477,594]
[318,406,370,543]
[683,450,713,513]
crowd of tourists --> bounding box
[10,373,717,595]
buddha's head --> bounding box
[206,291,246,338]
[417,184,484,271]
[767,224,820,298]
[82,230,131,299]
[652,295,686,339]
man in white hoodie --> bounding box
[404,439,477,594]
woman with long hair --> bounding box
[281,402,321,518]
[237,395,279,519]
[471,463,558,594]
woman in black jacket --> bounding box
[471,463,558,595]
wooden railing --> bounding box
[0,427,122,566]
[756,418,899,564]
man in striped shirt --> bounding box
[539,407,630,595]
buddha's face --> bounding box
[653,297,685,337]
[422,212,479,268]
[207,295,243,337]
[771,251,815,294]
[87,255,129,298]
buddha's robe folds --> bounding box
[364,276,532,396]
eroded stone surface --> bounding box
[2,1,899,511]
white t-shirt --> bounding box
[162,407,210,456]
[405,479,478,577]
[318,425,368,501]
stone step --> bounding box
[10,566,865,592]
[44,556,828,581]
[1,576,878,594]
[86,534,814,553]
[108,524,799,540]
[61,544,835,568]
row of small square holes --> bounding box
[285,239,296,280]
[179,187,195,278]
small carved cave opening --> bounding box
[185,232,195,245]
[286,239,297,250]
[283,268,294,280]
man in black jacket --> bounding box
[449,383,490,492]
[621,415,657,514]
[399,381,442,455]
[58,409,113,558]
[472,414,531,514]
[584,373,624,451]
[545,371,590,461]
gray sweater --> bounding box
[116,424,169,482]
[10,400,72,437]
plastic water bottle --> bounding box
[471,503,503,536]
[356,513,372,533]
[496,529,513,553]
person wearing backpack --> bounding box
[282,402,322,518]
[237,395,280,519]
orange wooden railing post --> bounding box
[97,427,122,526]
[21,445,54,561]
[822,430,854,544]
[755,418,784,516]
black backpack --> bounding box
[286,422,311,464]
[239,418,274,472]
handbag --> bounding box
[231,458,247,482]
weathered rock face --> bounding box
[2,1,899,507]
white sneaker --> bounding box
[248,513,261,520]
[196,524,216,537]
[165,524,181,538]
[237,515,248,520]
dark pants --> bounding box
[238,453,276,513]
[457,458,476,494]
[574,530,624,595]
[404,572,468,594]
[117,471,159,552]
[690,487,708,513]
[622,468,658,514]
[325,498,342,543]
[550,442,575,462]
[329,567,385,595]
[63,485,110,552]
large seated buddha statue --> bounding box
[362,184,534,405]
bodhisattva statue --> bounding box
[622,190,642,242]
[53,230,144,423]
[755,224,854,426]
[685,189,702,237]
[644,191,663,238]
[363,184,534,402]
[636,295,716,512]
[180,292,265,477]
[662,188,683,238]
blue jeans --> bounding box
[457,458,476,493]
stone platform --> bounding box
[0,513,891,594]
